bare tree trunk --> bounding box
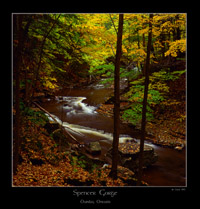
[13,15,23,175]
[109,14,123,180]
[13,15,33,174]
[137,14,153,186]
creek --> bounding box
[41,80,186,186]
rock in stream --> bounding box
[85,141,101,155]
[107,142,158,171]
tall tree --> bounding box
[137,13,153,185]
[109,14,124,180]
[13,14,24,174]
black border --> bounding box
[5,5,193,205]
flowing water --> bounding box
[42,81,186,186]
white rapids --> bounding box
[46,112,136,144]
[45,95,156,149]
[56,96,97,115]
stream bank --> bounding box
[39,80,186,186]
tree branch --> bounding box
[109,14,118,35]
[32,102,84,145]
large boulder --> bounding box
[107,142,158,171]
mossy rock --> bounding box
[52,129,69,149]
[85,141,101,155]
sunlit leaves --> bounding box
[129,48,146,63]
[121,68,185,126]
[15,13,186,95]
[79,13,186,77]
[42,77,58,90]
[165,39,186,57]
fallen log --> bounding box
[32,102,84,145]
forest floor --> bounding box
[12,109,146,187]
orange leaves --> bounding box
[118,142,140,154]
[13,153,137,186]
[13,110,141,187]
[97,104,114,117]
[14,159,72,186]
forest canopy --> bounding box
[13,13,186,98]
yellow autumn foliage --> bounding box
[165,39,186,57]
[43,77,58,90]
[129,49,146,62]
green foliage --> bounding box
[22,106,49,126]
[19,100,25,111]
[15,14,90,93]
[151,69,186,81]
[14,13,186,92]
[121,69,186,125]
[90,62,142,87]
[94,63,115,75]
[120,67,142,80]
[122,93,155,125]
[69,155,87,169]
[148,89,164,105]
[122,106,142,124]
